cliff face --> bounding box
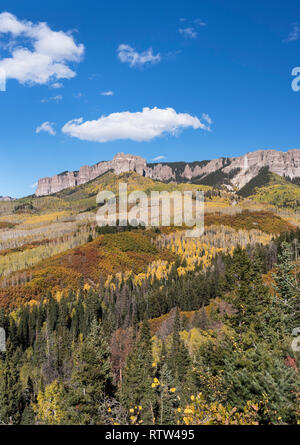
[0,196,15,202]
[223,149,300,189]
[35,149,300,196]
[36,153,148,196]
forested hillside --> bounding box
[238,168,300,209]
[0,172,299,425]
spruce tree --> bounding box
[120,319,155,423]
[272,241,300,333]
[224,247,269,335]
[156,363,178,425]
[20,377,35,425]
[68,318,114,424]
[0,341,22,424]
[169,308,190,382]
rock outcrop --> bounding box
[0,196,15,202]
[222,149,300,189]
[36,153,148,196]
[35,149,300,196]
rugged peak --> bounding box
[35,153,148,196]
[0,196,15,202]
[113,152,145,161]
[35,149,300,196]
[224,149,300,188]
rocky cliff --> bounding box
[35,149,300,196]
[223,149,300,189]
[0,196,15,202]
[36,153,148,196]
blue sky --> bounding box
[0,0,300,197]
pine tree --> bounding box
[20,377,35,425]
[156,363,178,425]
[0,341,22,424]
[223,247,269,334]
[18,305,30,350]
[272,241,300,333]
[169,308,190,382]
[68,318,114,424]
[120,319,155,423]
[222,342,298,424]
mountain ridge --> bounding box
[35,149,300,196]
[0,196,15,202]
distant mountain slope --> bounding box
[238,167,272,197]
[0,210,294,310]
[194,167,241,187]
[0,196,15,202]
[147,160,211,182]
[35,149,300,196]
[0,229,176,309]
[238,168,300,208]
[1,171,212,217]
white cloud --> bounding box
[194,18,207,27]
[73,92,84,99]
[179,18,207,39]
[41,95,63,103]
[51,82,63,89]
[152,155,167,161]
[88,73,100,80]
[284,22,300,42]
[100,90,114,96]
[179,27,197,39]
[202,113,212,126]
[36,121,56,136]
[62,107,211,143]
[0,12,84,85]
[117,44,161,67]
[0,12,28,35]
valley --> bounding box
[0,151,299,425]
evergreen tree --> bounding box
[155,363,178,425]
[20,377,35,425]
[0,341,23,424]
[272,241,300,333]
[223,247,269,335]
[68,318,114,424]
[221,342,298,424]
[168,308,190,382]
[120,319,155,423]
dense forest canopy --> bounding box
[0,225,299,425]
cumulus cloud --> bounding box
[62,107,211,143]
[100,90,114,96]
[41,95,62,103]
[194,18,207,27]
[36,121,56,136]
[0,12,84,85]
[284,22,300,42]
[117,44,161,67]
[51,82,63,89]
[152,155,167,161]
[179,18,206,39]
[202,113,212,126]
[179,27,197,39]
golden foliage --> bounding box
[178,393,259,425]
[33,380,66,425]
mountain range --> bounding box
[0,196,15,202]
[35,149,300,196]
